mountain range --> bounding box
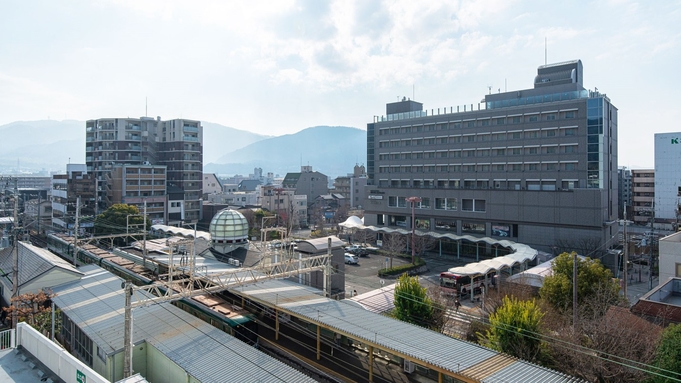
[0,120,367,179]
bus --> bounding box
[439,271,491,298]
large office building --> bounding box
[85,117,202,223]
[654,133,681,227]
[364,60,618,253]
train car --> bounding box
[46,233,257,342]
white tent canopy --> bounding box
[339,215,364,229]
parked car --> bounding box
[344,253,359,264]
[345,245,368,256]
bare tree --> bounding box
[545,305,660,383]
[554,237,602,257]
[355,229,376,246]
[382,233,407,268]
[309,206,325,232]
[412,234,437,257]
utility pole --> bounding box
[623,204,628,298]
[142,200,147,268]
[10,178,19,329]
[73,196,80,267]
[123,281,133,377]
[573,252,578,330]
[649,199,655,291]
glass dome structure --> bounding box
[209,209,249,245]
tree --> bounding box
[650,323,681,383]
[355,229,376,246]
[393,273,433,328]
[3,291,60,335]
[381,233,407,268]
[412,234,436,257]
[483,296,544,361]
[544,305,660,383]
[94,203,150,236]
[539,252,620,315]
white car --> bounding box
[344,253,359,264]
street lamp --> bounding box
[406,196,421,265]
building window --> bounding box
[676,263,681,277]
[546,146,557,154]
[496,164,505,171]
[528,147,538,155]
[565,111,576,119]
[496,118,505,125]
[495,149,505,156]
[512,132,522,139]
[388,196,397,207]
[528,115,539,122]
[528,163,539,171]
[435,198,446,210]
[546,130,556,137]
[545,114,556,120]
[481,119,490,126]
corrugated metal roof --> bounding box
[0,241,82,289]
[52,265,317,383]
[348,283,396,313]
[238,279,581,383]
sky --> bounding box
[1,0,680,168]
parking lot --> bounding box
[344,248,473,296]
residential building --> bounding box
[631,169,655,226]
[0,175,51,190]
[334,164,368,209]
[365,60,618,253]
[207,190,259,207]
[261,185,308,228]
[655,133,681,228]
[85,117,203,223]
[203,173,223,197]
[282,166,329,206]
[51,164,97,231]
[618,167,632,219]
[106,164,167,224]
[23,198,52,234]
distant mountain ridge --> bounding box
[205,126,366,178]
[0,120,367,178]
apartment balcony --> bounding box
[183,126,199,133]
[183,135,199,142]
[85,147,93,152]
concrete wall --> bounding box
[659,232,681,283]
[16,322,109,383]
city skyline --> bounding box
[1,0,680,169]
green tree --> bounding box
[540,252,620,316]
[94,204,150,238]
[650,323,681,383]
[484,296,544,361]
[393,273,433,328]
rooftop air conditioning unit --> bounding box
[404,360,415,373]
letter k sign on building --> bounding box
[672,138,679,144]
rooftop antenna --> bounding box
[487,85,492,95]
[545,37,547,65]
